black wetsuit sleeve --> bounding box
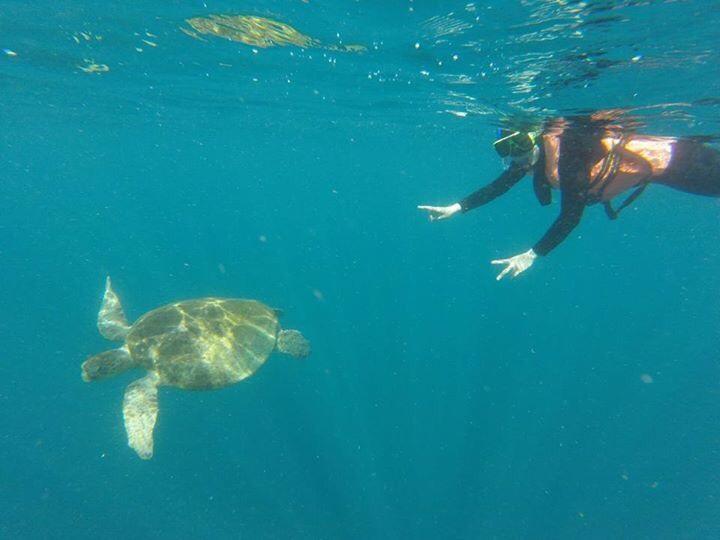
[532,167,586,256]
[531,119,607,256]
[458,163,529,212]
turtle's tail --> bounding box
[277,329,311,359]
[98,276,131,341]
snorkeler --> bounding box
[418,115,720,280]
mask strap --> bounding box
[494,131,521,145]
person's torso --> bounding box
[542,132,675,201]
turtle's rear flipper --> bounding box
[123,372,160,460]
[98,276,131,341]
[277,329,311,358]
[82,346,135,382]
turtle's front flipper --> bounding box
[98,276,131,341]
[123,372,160,460]
[82,345,135,382]
[277,329,311,358]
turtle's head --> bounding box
[82,356,113,382]
[82,347,135,382]
[276,329,311,359]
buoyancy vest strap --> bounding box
[588,136,625,200]
[603,183,649,220]
[589,137,655,218]
[602,144,654,219]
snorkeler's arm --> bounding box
[458,162,530,212]
[532,178,586,256]
[490,178,585,280]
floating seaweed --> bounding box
[183,14,365,53]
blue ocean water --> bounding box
[2,1,720,538]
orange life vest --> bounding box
[541,132,675,218]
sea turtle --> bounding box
[82,277,310,460]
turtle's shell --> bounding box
[126,298,279,390]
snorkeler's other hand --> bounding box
[491,249,537,281]
[417,203,462,221]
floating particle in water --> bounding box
[621,472,629,480]
[72,31,102,43]
[218,263,226,274]
[258,235,267,243]
[3,48,17,57]
[640,373,653,384]
[78,59,109,73]
[650,481,659,489]
[312,289,324,302]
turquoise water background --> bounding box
[2,1,720,538]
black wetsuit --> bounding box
[459,126,720,256]
[656,139,720,196]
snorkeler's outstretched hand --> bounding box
[417,203,462,221]
[491,249,537,281]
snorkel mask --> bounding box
[493,129,538,159]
